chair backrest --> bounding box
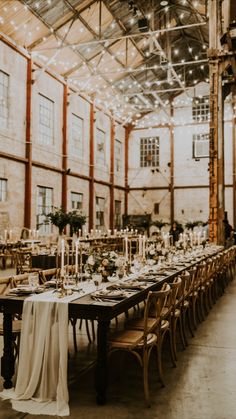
[142,283,171,343]
[39,268,60,283]
[0,276,14,295]
[169,276,182,311]
[12,273,29,288]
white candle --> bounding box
[190,232,193,246]
[29,229,31,238]
[36,230,39,238]
[124,237,128,261]
[78,229,81,237]
[4,230,7,241]
[9,230,12,240]
[114,229,117,236]
[138,235,142,256]
[61,239,65,277]
[203,231,206,241]
[142,236,146,259]
[197,232,201,246]
[75,239,79,274]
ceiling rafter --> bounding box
[20,0,140,116]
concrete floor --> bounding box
[0,274,236,419]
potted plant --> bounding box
[151,220,169,230]
[46,207,69,235]
[68,210,87,236]
[185,221,203,230]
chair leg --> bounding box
[156,339,165,387]
[186,306,195,337]
[143,349,150,407]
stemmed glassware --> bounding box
[92,273,102,291]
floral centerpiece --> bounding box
[84,250,120,281]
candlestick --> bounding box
[61,239,65,277]
[124,237,128,261]
[75,239,79,274]
[138,234,142,256]
[142,236,146,259]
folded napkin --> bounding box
[1,291,80,416]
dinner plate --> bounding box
[9,287,33,295]
[91,290,126,299]
[118,281,146,290]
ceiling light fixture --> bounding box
[160,1,168,5]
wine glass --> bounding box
[28,272,39,290]
[92,273,103,291]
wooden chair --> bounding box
[39,268,60,284]
[125,282,171,387]
[168,277,184,362]
[109,289,167,406]
[0,275,21,358]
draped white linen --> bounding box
[0,290,82,416]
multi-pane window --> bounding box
[193,133,209,158]
[140,137,159,167]
[96,128,106,165]
[71,192,83,210]
[38,94,54,145]
[192,96,210,122]
[0,70,9,129]
[0,179,7,202]
[115,139,122,172]
[71,114,83,157]
[115,200,122,229]
[36,186,53,234]
[95,196,105,228]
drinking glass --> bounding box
[92,273,103,291]
[28,272,39,289]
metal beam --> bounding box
[33,22,207,52]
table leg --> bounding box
[1,311,15,389]
[95,320,110,405]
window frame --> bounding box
[95,196,105,228]
[71,191,83,210]
[192,133,210,158]
[115,139,122,173]
[38,93,54,145]
[96,127,106,165]
[140,137,160,168]
[114,200,122,229]
[0,178,7,202]
[0,70,9,129]
[192,96,210,122]
[36,186,53,234]
[70,113,84,158]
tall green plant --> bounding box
[68,210,87,235]
[46,207,69,234]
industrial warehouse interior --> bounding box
[0,0,236,418]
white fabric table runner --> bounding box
[0,289,91,416]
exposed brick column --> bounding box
[62,84,68,212]
[109,117,115,231]
[89,102,95,231]
[24,58,32,228]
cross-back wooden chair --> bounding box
[109,287,169,406]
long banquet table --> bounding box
[0,246,222,405]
